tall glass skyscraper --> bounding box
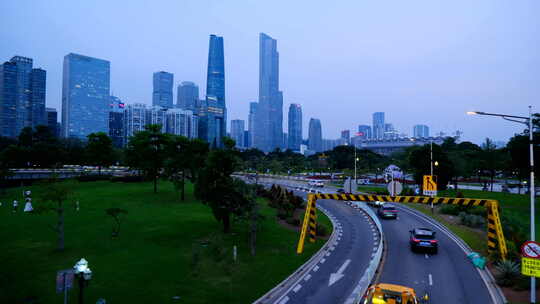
[308,118,322,152]
[153,71,173,109]
[372,112,385,140]
[231,119,245,148]
[0,56,46,137]
[199,34,226,147]
[62,53,110,139]
[177,81,199,111]
[413,124,429,138]
[357,125,372,140]
[254,33,283,152]
[248,102,258,148]
[287,103,302,151]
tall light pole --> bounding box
[354,145,357,183]
[468,107,536,303]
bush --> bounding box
[494,260,520,287]
[458,212,485,228]
[276,209,288,220]
[440,205,463,216]
[285,217,300,226]
[316,223,329,237]
[110,175,145,183]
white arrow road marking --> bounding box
[429,274,433,286]
[328,259,351,286]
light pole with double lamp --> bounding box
[73,258,92,304]
[468,107,536,303]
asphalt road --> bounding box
[377,203,494,303]
[257,179,380,304]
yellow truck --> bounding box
[362,283,429,304]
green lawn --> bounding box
[0,180,330,304]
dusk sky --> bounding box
[1,0,538,144]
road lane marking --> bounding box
[313,265,319,272]
[429,274,433,286]
[293,284,302,293]
[278,296,289,304]
[320,258,326,264]
[326,252,331,256]
[329,259,351,286]
[425,254,429,259]
[304,274,312,281]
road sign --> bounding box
[522,241,540,259]
[387,181,403,196]
[422,175,437,196]
[522,257,540,277]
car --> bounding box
[409,228,438,254]
[337,188,345,194]
[377,204,398,219]
[363,283,428,304]
[370,200,384,207]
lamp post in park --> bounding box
[73,258,92,304]
[468,106,536,303]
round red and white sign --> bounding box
[522,241,540,259]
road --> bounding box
[376,203,495,303]
[257,179,380,304]
[255,177,499,304]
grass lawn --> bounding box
[0,180,331,304]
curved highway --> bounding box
[254,177,501,304]
[377,203,497,303]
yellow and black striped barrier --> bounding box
[296,193,507,260]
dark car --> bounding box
[377,204,398,219]
[409,228,438,254]
[337,188,345,194]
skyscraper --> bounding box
[0,56,46,137]
[341,130,350,144]
[177,81,199,111]
[199,34,226,147]
[46,107,59,137]
[152,71,173,109]
[357,125,372,140]
[109,96,125,148]
[413,124,429,138]
[254,33,283,152]
[372,112,385,140]
[165,109,198,138]
[248,102,258,148]
[62,53,110,139]
[231,119,245,148]
[124,103,147,140]
[287,103,302,151]
[308,118,322,153]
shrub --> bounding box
[110,175,145,183]
[458,212,485,228]
[316,223,329,237]
[286,217,300,226]
[440,205,463,216]
[494,260,520,287]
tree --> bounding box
[40,177,74,251]
[408,143,453,191]
[106,208,128,238]
[195,138,251,233]
[125,124,170,193]
[86,132,114,174]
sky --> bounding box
[1,0,538,144]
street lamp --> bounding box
[73,258,92,304]
[468,106,536,303]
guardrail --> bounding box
[345,201,384,304]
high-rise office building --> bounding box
[177,81,199,111]
[109,96,125,147]
[357,125,372,140]
[231,119,245,148]
[62,53,110,139]
[153,71,173,109]
[308,118,322,153]
[243,130,249,148]
[0,56,46,137]
[165,109,198,138]
[341,130,350,144]
[199,35,226,147]
[46,107,59,137]
[384,123,398,139]
[287,103,302,151]
[372,112,385,140]
[254,33,283,152]
[248,102,258,148]
[413,124,429,138]
[124,103,147,140]
[146,106,167,133]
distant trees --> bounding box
[86,132,114,174]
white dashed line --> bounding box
[313,265,319,272]
[425,254,429,259]
[330,246,335,251]
[320,258,326,264]
[278,296,290,304]
[304,274,312,281]
[429,274,433,286]
[326,252,331,256]
[293,284,302,293]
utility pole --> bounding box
[529,106,536,303]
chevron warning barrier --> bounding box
[296,192,507,260]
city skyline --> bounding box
[1,1,538,144]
